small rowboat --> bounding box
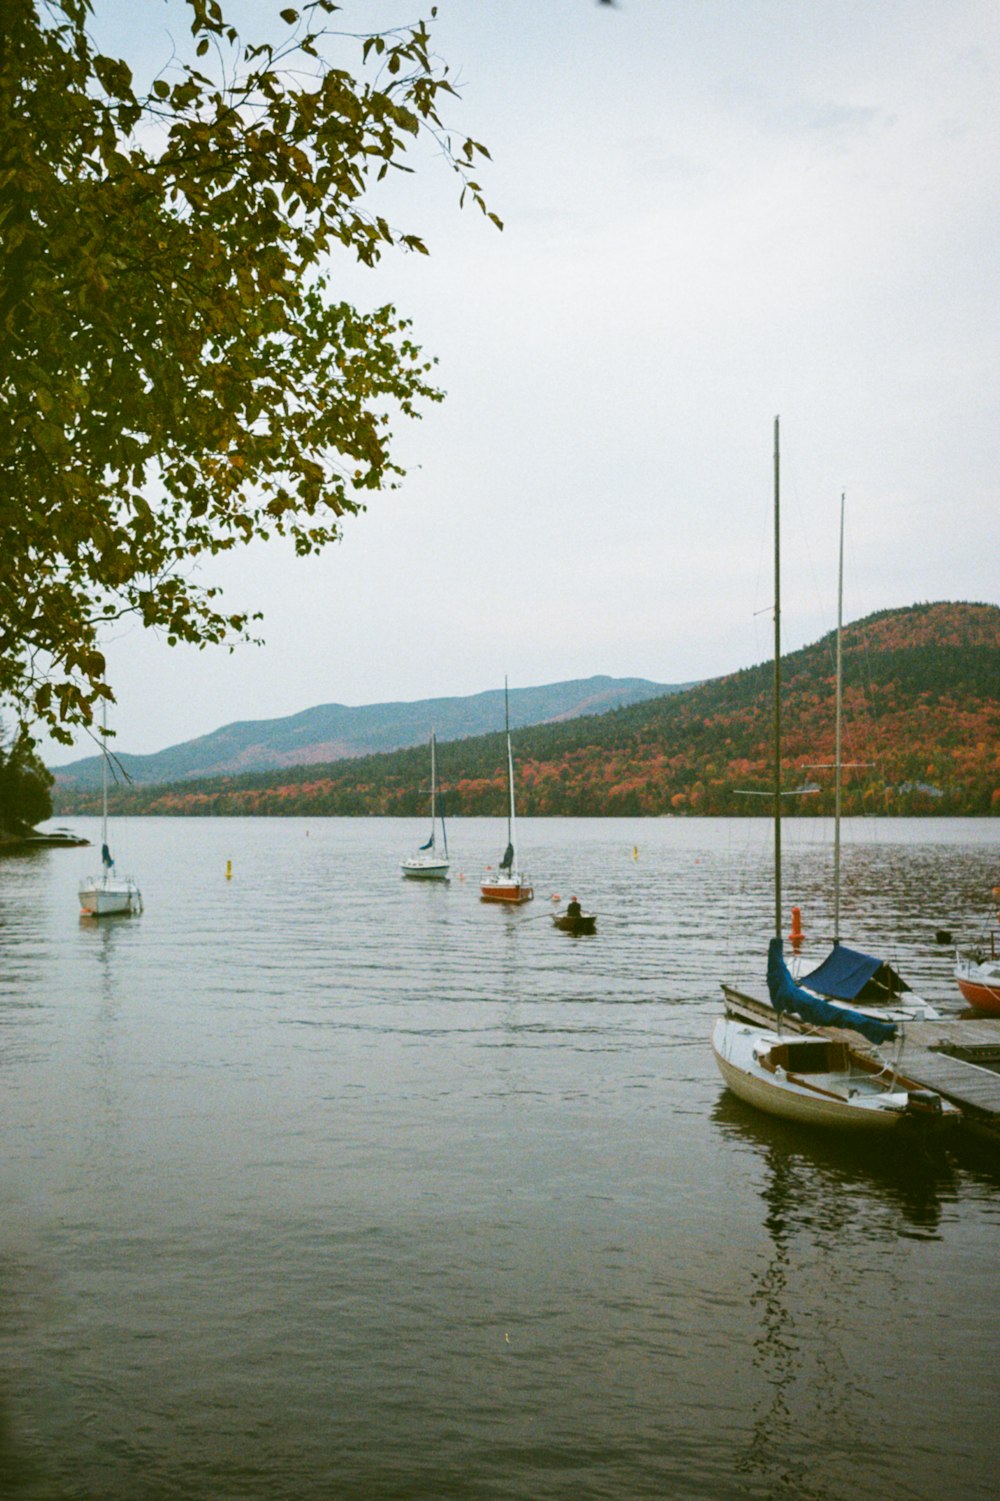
[552,911,596,935]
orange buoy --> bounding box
[788,905,804,947]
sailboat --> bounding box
[955,938,1000,1014]
[401,732,450,880]
[78,710,143,917]
[480,681,533,904]
[792,495,940,1025]
[713,1010,959,1132]
[712,421,956,1133]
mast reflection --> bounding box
[713,1094,955,1498]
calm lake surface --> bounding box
[2,816,999,1501]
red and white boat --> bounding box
[481,682,533,905]
[955,951,1000,1015]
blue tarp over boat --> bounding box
[767,938,897,1045]
[799,944,911,1003]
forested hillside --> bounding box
[53,603,1000,818]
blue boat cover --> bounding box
[799,944,911,1002]
[767,938,897,1045]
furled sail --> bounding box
[767,938,897,1045]
[101,843,113,869]
[500,842,514,873]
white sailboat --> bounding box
[78,712,142,917]
[401,732,450,880]
[713,421,955,1133]
[480,681,533,904]
[712,1019,959,1132]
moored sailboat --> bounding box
[713,421,955,1133]
[713,1007,959,1133]
[481,681,533,904]
[401,732,450,880]
[955,950,1000,1014]
[78,711,142,917]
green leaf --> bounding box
[0,0,489,745]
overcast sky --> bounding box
[43,0,1000,763]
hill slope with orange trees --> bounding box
[53,602,1000,818]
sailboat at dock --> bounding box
[79,710,143,917]
[480,681,533,904]
[712,421,957,1133]
[401,732,450,881]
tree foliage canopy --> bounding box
[1,0,496,743]
[0,721,53,831]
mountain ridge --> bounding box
[52,675,690,790]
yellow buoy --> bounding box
[226,859,232,880]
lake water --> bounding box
[1,816,999,1500]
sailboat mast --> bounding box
[100,701,109,859]
[773,416,782,941]
[834,493,844,944]
[439,733,449,860]
[504,678,515,854]
[430,731,437,851]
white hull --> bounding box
[712,1018,957,1132]
[401,733,450,882]
[827,993,941,1024]
[84,708,142,918]
[400,856,451,880]
[79,877,143,917]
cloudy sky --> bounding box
[44,0,1000,763]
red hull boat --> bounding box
[480,681,533,906]
[481,879,534,905]
[955,953,1000,1015]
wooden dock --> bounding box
[721,983,1000,1150]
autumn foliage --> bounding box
[54,602,1000,819]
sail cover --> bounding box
[799,945,911,1002]
[767,938,897,1045]
[500,843,514,873]
[419,834,434,850]
[101,843,113,869]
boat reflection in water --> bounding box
[712,1092,957,1500]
